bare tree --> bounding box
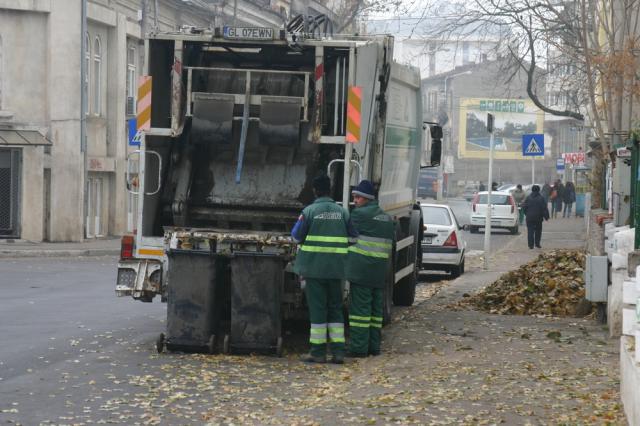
[408,0,640,207]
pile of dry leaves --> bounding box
[464,249,589,316]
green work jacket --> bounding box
[293,197,350,279]
[346,200,395,288]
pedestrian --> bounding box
[492,181,498,191]
[563,181,577,217]
[292,175,356,364]
[521,184,549,249]
[541,182,551,204]
[553,180,565,218]
[345,180,395,358]
[512,184,526,225]
[479,182,486,192]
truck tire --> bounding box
[393,268,416,306]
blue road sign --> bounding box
[522,133,544,156]
[128,118,139,146]
[556,158,565,171]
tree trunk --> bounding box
[590,155,607,209]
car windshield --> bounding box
[477,194,510,205]
[497,184,514,191]
[422,206,452,226]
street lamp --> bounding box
[437,70,472,200]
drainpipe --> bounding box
[81,0,88,239]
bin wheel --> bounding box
[276,337,283,357]
[207,334,216,354]
[223,334,230,354]
[156,333,165,353]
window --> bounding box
[478,194,510,205]
[421,206,452,226]
[462,41,470,64]
[84,33,90,115]
[93,36,102,115]
[126,45,136,115]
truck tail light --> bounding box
[121,235,135,259]
[443,231,458,247]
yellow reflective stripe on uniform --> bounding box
[301,246,349,254]
[359,235,392,244]
[358,239,392,249]
[310,323,328,344]
[305,235,349,243]
[349,315,371,321]
[371,316,383,323]
[330,337,346,342]
[310,337,327,344]
[348,245,389,258]
[349,322,370,328]
[369,323,382,329]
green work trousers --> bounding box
[304,278,345,358]
[348,283,383,355]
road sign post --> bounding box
[523,133,544,185]
[484,114,495,271]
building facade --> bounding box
[422,60,556,195]
[0,0,305,241]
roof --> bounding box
[0,129,51,146]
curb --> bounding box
[0,249,120,259]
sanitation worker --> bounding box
[345,180,395,357]
[292,175,356,364]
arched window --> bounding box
[93,36,101,115]
[84,32,90,116]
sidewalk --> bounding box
[0,237,120,258]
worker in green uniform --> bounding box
[291,175,357,364]
[346,180,395,357]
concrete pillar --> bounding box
[106,12,128,236]
[20,146,44,241]
[48,0,84,241]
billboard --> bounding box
[458,98,545,160]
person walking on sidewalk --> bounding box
[345,180,395,358]
[551,180,564,218]
[522,184,549,249]
[512,184,526,225]
[563,181,576,218]
[541,182,552,205]
[292,175,356,364]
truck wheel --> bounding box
[393,267,416,306]
[156,333,165,353]
[223,334,230,354]
[207,334,216,354]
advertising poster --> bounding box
[458,98,545,160]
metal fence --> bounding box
[0,148,21,238]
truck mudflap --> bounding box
[116,259,163,302]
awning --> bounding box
[0,129,52,146]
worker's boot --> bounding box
[301,353,326,364]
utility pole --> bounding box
[81,0,88,238]
[484,113,495,270]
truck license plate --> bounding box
[223,26,274,40]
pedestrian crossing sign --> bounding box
[522,134,544,156]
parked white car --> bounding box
[420,203,466,277]
[469,191,519,234]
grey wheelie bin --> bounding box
[158,249,219,353]
[223,254,283,356]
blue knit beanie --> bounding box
[352,180,376,200]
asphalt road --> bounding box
[0,256,166,423]
[418,196,520,254]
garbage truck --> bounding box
[115,21,441,354]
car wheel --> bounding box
[510,224,519,235]
[451,260,463,278]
